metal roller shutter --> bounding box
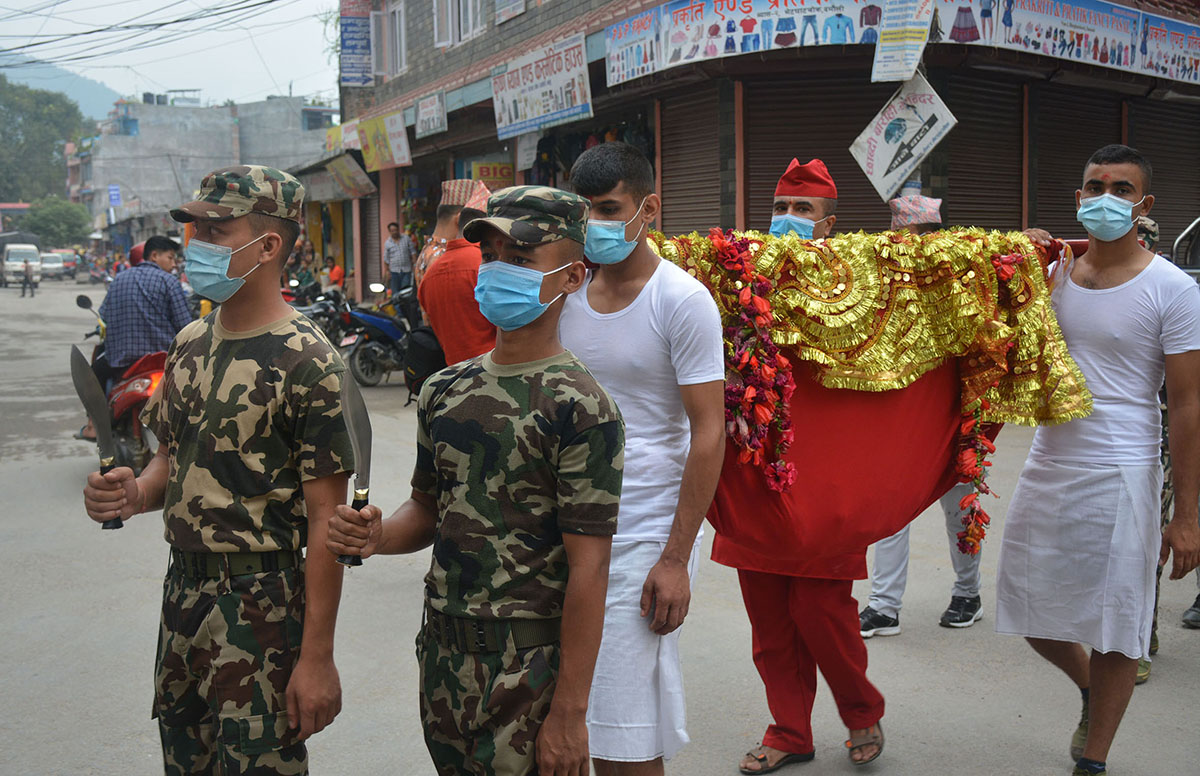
[1032,83,1122,237]
[362,195,382,288]
[1129,99,1200,255]
[660,86,722,236]
[744,78,898,233]
[943,74,1024,231]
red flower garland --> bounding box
[708,228,799,491]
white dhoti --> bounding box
[586,540,699,762]
[996,460,1162,659]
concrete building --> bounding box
[68,96,337,251]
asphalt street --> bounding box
[1,280,1197,775]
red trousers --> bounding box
[738,570,885,755]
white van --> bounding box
[3,244,41,287]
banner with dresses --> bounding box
[605,0,1199,87]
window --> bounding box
[387,1,406,75]
[370,11,386,76]
[433,0,483,47]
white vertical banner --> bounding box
[870,0,935,82]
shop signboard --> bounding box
[491,32,593,140]
[871,0,934,81]
[107,184,121,207]
[850,73,957,201]
[339,0,373,87]
[605,7,664,86]
[327,154,378,198]
[342,119,362,150]
[357,112,412,172]
[496,0,526,24]
[414,90,448,139]
[472,162,515,191]
[516,132,541,170]
[325,125,343,153]
[1136,10,1200,83]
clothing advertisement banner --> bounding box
[327,154,378,198]
[605,7,664,86]
[496,0,526,24]
[357,112,412,172]
[414,90,448,139]
[339,0,372,87]
[850,72,957,201]
[871,0,934,81]
[491,32,593,141]
[1136,10,1200,83]
[472,162,516,191]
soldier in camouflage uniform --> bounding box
[84,165,354,775]
[328,186,625,776]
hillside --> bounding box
[0,54,122,120]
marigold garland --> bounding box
[654,228,1091,554]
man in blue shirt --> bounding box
[78,235,192,440]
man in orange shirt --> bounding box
[417,184,496,364]
[414,179,491,288]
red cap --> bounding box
[129,241,145,265]
[774,158,838,199]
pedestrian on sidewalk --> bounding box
[82,165,354,775]
[383,220,415,294]
[327,186,625,776]
[860,196,986,637]
[723,158,886,773]
[564,142,726,774]
[1007,144,1200,776]
[20,256,35,297]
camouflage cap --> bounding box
[170,165,305,224]
[462,185,589,246]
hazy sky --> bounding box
[1,0,340,106]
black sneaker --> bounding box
[859,606,901,638]
[939,595,983,628]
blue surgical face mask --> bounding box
[1077,193,1145,242]
[585,197,648,265]
[769,213,828,239]
[474,260,572,331]
[185,233,267,302]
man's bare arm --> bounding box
[1163,350,1200,579]
[83,442,169,524]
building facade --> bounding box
[336,0,1200,283]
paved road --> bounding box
[1,281,1197,774]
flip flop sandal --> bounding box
[739,745,816,774]
[846,722,884,766]
[73,425,97,441]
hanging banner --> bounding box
[496,0,526,24]
[341,119,362,150]
[1136,11,1200,83]
[605,6,664,86]
[850,73,957,202]
[414,90,448,139]
[339,0,372,87]
[325,126,342,153]
[871,0,934,81]
[472,161,516,191]
[491,32,594,141]
[516,131,541,170]
[357,112,412,172]
[327,154,378,198]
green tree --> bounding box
[19,196,91,246]
[0,74,86,202]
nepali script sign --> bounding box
[491,32,593,141]
[414,91,448,139]
[871,0,934,82]
[606,7,664,87]
[339,0,372,87]
[850,73,957,202]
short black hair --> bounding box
[246,213,301,264]
[437,204,463,222]
[457,207,484,229]
[144,235,179,257]
[570,141,655,201]
[1085,144,1153,193]
[387,221,400,230]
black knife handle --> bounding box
[337,490,369,567]
[99,461,124,530]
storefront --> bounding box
[294,152,377,299]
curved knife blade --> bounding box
[341,373,372,492]
[70,345,115,462]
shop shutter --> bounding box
[659,86,722,235]
[943,74,1023,231]
[1032,82,1121,237]
[362,195,382,287]
[1129,99,1200,257]
[744,78,897,233]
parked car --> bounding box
[57,250,78,279]
[40,252,66,279]
[3,243,41,287]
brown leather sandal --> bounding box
[739,744,816,774]
[845,722,884,766]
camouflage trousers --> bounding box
[417,627,559,776]
[154,563,307,775]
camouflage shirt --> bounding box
[414,350,624,620]
[142,310,353,553]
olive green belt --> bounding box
[424,604,560,654]
[170,548,300,579]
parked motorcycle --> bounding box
[76,295,165,474]
[344,283,415,386]
[293,286,352,345]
